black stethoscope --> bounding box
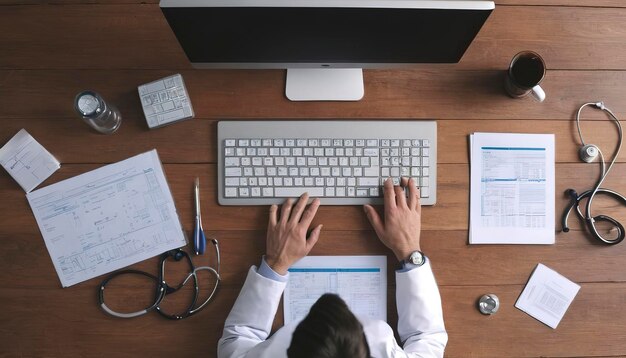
[98,239,220,320]
[561,102,625,245]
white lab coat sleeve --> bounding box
[395,260,448,358]
[217,266,287,358]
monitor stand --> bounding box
[285,68,364,101]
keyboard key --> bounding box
[225,157,239,167]
[225,188,237,197]
[420,186,429,198]
[275,187,324,197]
[358,177,379,186]
[225,178,239,186]
[364,148,379,156]
[225,168,242,177]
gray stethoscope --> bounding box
[561,102,625,245]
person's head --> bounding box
[287,293,370,358]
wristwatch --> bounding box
[402,250,426,267]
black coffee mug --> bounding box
[504,51,546,102]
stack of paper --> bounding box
[469,133,555,244]
[26,150,187,287]
[516,264,581,329]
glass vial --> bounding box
[74,91,122,134]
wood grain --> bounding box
[3,70,626,121]
[2,1,626,357]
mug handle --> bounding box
[531,85,546,102]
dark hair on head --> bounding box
[287,293,370,358]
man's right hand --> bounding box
[265,193,322,275]
[363,177,422,261]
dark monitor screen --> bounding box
[161,3,494,67]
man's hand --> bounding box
[363,177,422,261]
[265,193,322,275]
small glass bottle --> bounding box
[74,91,122,134]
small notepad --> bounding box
[0,129,60,192]
[515,264,581,329]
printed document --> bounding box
[0,129,60,192]
[515,264,581,329]
[26,150,187,287]
[470,133,555,244]
[284,256,387,324]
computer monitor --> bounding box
[160,0,494,101]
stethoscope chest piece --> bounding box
[478,294,500,315]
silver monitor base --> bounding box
[285,68,364,101]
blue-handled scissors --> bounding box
[193,177,206,255]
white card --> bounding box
[0,129,60,192]
[515,264,581,329]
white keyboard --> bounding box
[217,121,436,205]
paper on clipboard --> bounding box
[469,133,555,244]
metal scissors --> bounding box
[194,177,207,255]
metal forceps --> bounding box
[194,177,206,255]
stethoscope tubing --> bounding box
[562,102,625,245]
[98,239,220,319]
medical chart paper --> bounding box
[515,264,581,329]
[0,129,60,192]
[284,256,387,325]
[26,150,187,287]
[469,133,555,244]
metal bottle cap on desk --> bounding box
[478,294,500,315]
[74,90,122,134]
[76,92,102,117]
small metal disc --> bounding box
[478,294,500,315]
[77,93,100,116]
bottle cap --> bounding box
[75,91,102,117]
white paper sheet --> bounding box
[26,150,187,287]
[284,256,387,324]
[469,133,555,244]
[515,264,581,329]
[0,129,60,192]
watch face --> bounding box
[409,251,425,265]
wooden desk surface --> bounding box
[1,1,626,357]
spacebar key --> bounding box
[274,187,325,197]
